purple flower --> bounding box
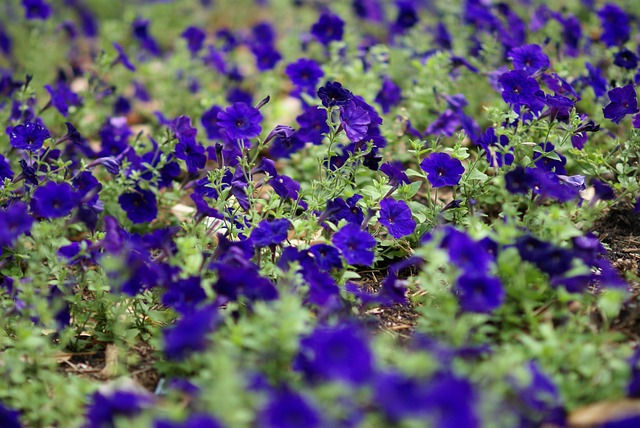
[317,81,353,108]
[0,154,14,183]
[21,0,51,20]
[296,106,329,144]
[332,223,376,266]
[309,244,342,271]
[285,58,324,91]
[181,26,206,56]
[375,370,479,426]
[509,44,549,75]
[340,101,371,142]
[393,1,419,31]
[260,390,321,428]
[85,390,153,428]
[544,94,575,123]
[455,272,505,313]
[294,324,374,385]
[613,48,638,70]
[0,400,21,428]
[499,70,544,111]
[163,305,218,361]
[585,63,607,99]
[112,42,136,71]
[534,142,566,174]
[603,84,639,124]
[324,194,364,225]
[529,169,581,203]
[478,127,513,167]
[252,45,282,72]
[425,110,460,137]
[31,182,78,219]
[505,166,536,194]
[591,179,616,202]
[132,18,161,56]
[119,188,157,224]
[201,105,223,140]
[8,121,50,151]
[379,198,415,239]
[175,137,206,173]
[213,261,278,304]
[511,361,565,427]
[162,277,207,315]
[44,81,82,117]
[154,414,224,428]
[598,4,630,47]
[0,202,33,248]
[420,152,465,188]
[441,228,492,273]
[375,77,402,114]
[249,219,290,247]
[310,12,344,46]
[217,102,262,140]
[380,162,410,188]
[374,371,431,420]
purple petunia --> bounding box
[613,48,638,70]
[340,101,371,142]
[309,243,342,271]
[154,414,224,428]
[217,102,262,140]
[509,44,549,76]
[285,58,324,92]
[505,166,536,195]
[162,276,207,315]
[44,81,82,117]
[0,400,21,428]
[375,77,402,114]
[0,154,14,183]
[420,152,465,188]
[181,26,206,56]
[260,390,321,428]
[31,182,79,219]
[603,84,639,124]
[478,127,513,168]
[294,323,374,385]
[175,137,206,173]
[323,194,365,225]
[296,106,329,145]
[380,162,410,188]
[132,18,161,56]
[317,81,353,108]
[112,42,136,71]
[21,0,51,20]
[8,121,50,151]
[455,272,505,313]
[310,12,344,46]
[0,202,33,248]
[332,223,376,266]
[598,3,630,48]
[85,390,153,428]
[499,70,544,112]
[378,198,416,239]
[249,218,291,247]
[163,305,219,361]
[118,188,158,224]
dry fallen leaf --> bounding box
[99,343,119,378]
[568,399,640,427]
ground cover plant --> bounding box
[2,0,640,426]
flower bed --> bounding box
[1,0,640,427]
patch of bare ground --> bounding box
[592,205,640,340]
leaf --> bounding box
[568,399,640,426]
